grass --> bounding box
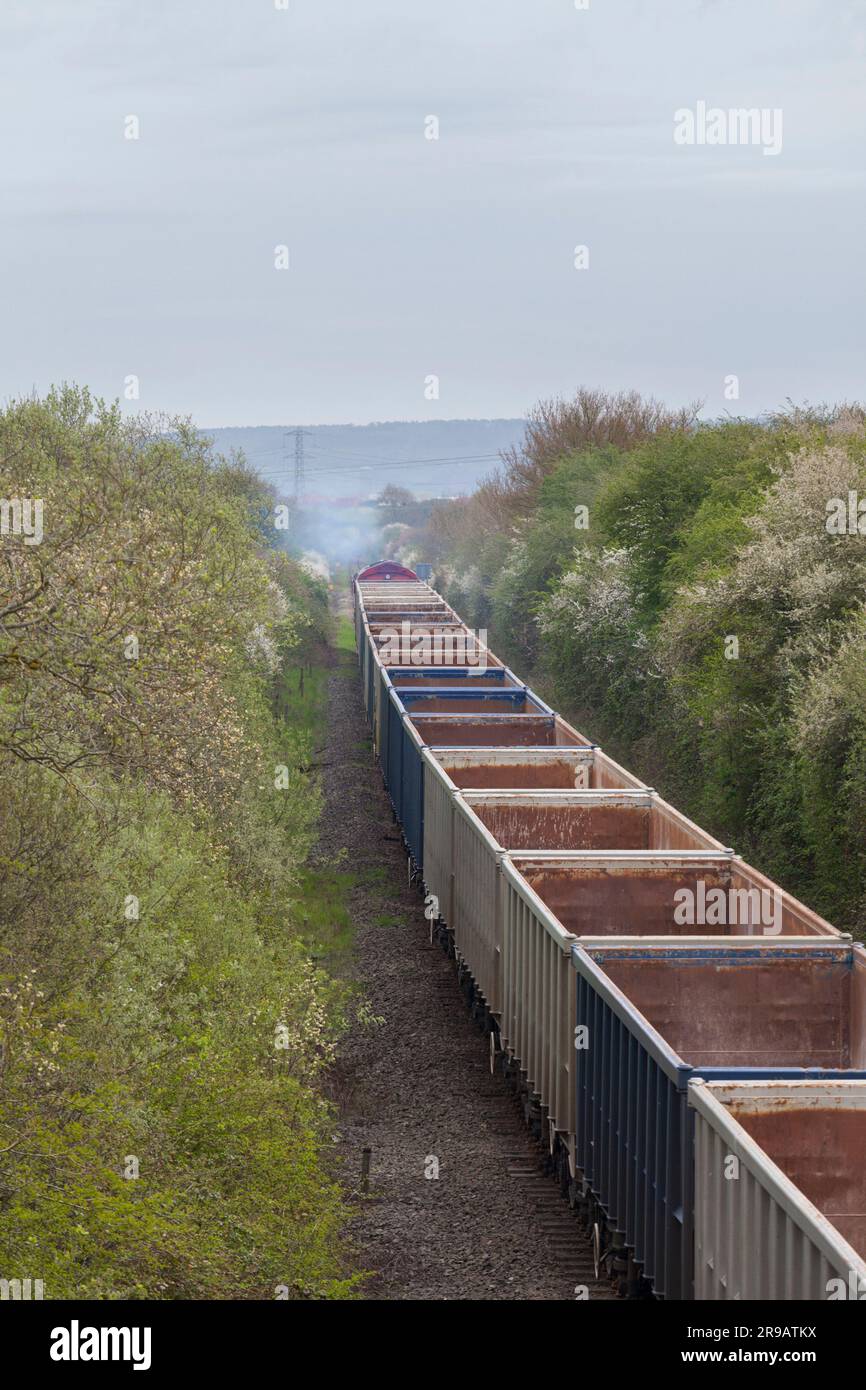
[360,865,389,888]
[373,913,404,928]
[334,615,356,653]
[281,613,392,968]
[291,864,358,963]
[291,865,402,964]
[274,650,329,737]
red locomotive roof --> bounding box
[356,561,419,581]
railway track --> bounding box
[320,614,615,1301]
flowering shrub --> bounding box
[538,547,659,744]
[417,401,866,935]
[0,387,358,1298]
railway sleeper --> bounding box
[400,840,651,1298]
[432,912,653,1299]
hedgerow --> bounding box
[0,386,359,1298]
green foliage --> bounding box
[421,399,866,936]
[486,446,628,669]
[0,386,360,1298]
[594,422,781,621]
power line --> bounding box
[312,452,503,472]
[246,445,505,465]
[252,452,503,479]
[283,428,313,505]
[303,443,507,464]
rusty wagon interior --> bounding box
[372,628,490,663]
[465,793,721,852]
[432,748,645,790]
[372,627,481,653]
[397,692,545,715]
[363,602,452,612]
[585,946,866,1070]
[368,616,466,628]
[435,750,593,788]
[513,858,837,937]
[367,613,456,626]
[728,1096,866,1258]
[411,714,590,748]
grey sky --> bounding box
[1,0,864,426]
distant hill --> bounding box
[202,419,526,501]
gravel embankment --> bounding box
[317,621,614,1301]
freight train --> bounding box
[353,562,866,1302]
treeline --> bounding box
[0,386,359,1298]
[419,389,866,936]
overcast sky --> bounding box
[1,0,864,426]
